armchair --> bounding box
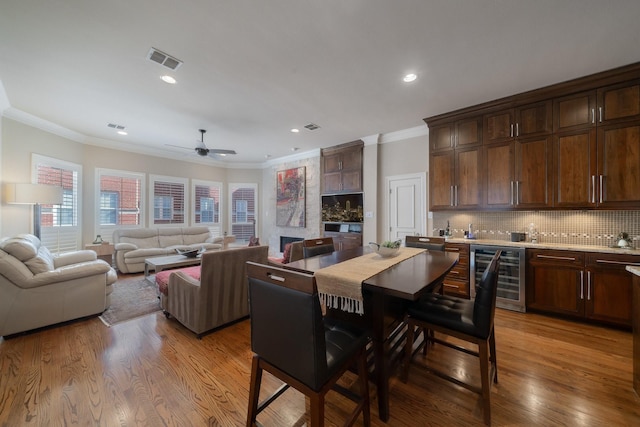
[0,234,117,337]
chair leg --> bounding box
[478,340,492,426]
[402,320,416,382]
[310,394,324,426]
[489,328,498,384]
[246,354,262,427]
[357,349,371,426]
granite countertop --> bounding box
[444,237,640,255]
[627,266,640,276]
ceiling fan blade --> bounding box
[165,144,193,151]
[208,149,237,155]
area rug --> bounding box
[99,275,162,326]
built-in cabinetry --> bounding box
[527,249,640,328]
[321,140,363,194]
[442,242,470,298]
[427,62,640,211]
[323,223,363,250]
[429,117,482,209]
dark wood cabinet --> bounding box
[429,145,482,210]
[483,101,552,145]
[527,249,639,327]
[321,141,363,194]
[442,243,470,298]
[553,81,640,208]
[325,231,362,251]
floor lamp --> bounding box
[3,183,64,239]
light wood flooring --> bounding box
[0,296,639,426]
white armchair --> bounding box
[0,234,117,337]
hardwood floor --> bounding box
[1,302,639,426]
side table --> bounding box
[85,242,115,265]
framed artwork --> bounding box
[276,166,306,227]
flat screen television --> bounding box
[321,193,364,223]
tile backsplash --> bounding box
[433,210,640,248]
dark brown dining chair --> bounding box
[401,251,501,425]
[246,262,371,427]
[302,237,335,258]
[405,235,446,252]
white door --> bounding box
[387,173,426,242]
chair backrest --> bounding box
[405,235,445,251]
[302,237,335,258]
[246,262,328,389]
[473,250,501,338]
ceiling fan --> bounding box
[166,129,236,157]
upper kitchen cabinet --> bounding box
[484,101,552,144]
[428,115,483,210]
[553,80,640,208]
[321,140,363,194]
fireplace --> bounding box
[280,236,304,253]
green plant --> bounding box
[381,240,401,249]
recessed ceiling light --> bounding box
[403,73,417,83]
[291,147,299,152]
[161,75,177,84]
[117,130,128,135]
[290,128,299,133]
[218,153,227,157]
[265,154,272,159]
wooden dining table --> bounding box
[283,246,459,422]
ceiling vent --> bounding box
[147,47,183,70]
[107,123,125,130]
[304,123,320,131]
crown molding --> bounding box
[2,107,86,142]
[379,124,428,144]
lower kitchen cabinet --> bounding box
[324,231,362,251]
[527,249,640,328]
[443,243,470,298]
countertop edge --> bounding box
[442,238,640,255]
[626,266,640,276]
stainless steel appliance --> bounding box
[470,245,526,312]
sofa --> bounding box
[113,226,223,273]
[0,234,117,337]
[155,245,268,337]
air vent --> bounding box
[147,47,183,70]
[107,123,125,130]
[304,123,320,131]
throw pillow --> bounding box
[248,236,260,246]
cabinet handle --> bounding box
[591,108,595,124]
[446,248,460,252]
[591,176,596,204]
[580,271,584,300]
[516,123,519,137]
[450,186,454,207]
[599,175,603,203]
[599,107,603,123]
[516,181,520,205]
[510,181,514,205]
[449,270,459,275]
[595,259,640,266]
[587,271,591,301]
[510,124,514,138]
[454,185,458,206]
[537,254,576,261]
[443,283,458,289]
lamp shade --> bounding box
[3,183,64,205]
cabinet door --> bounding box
[323,172,343,193]
[430,124,454,151]
[597,122,640,207]
[526,250,585,316]
[340,147,363,172]
[585,267,632,327]
[484,109,514,144]
[456,116,482,147]
[599,80,640,124]
[554,91,597,133]
[429,150,455,210]
[484,141,514,208]
[340,233,362,250]
[455,147,482,209]
[553,128,597,207]
[323,152,342,173]
[515,136,552,209]
[341,171,362,193]
[516,100,552,138]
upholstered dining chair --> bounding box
[405,235,446,252]
[302,237,335,258]
[246,262,371,427]
[401,251,501,425]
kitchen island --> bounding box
[627,265,640,395]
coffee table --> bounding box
[144,254,202,278]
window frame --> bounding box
[149,174,188,227]
[191,179,223,237]
[95,168,145,241]
[228,182,258,244]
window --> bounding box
[192,179,222,237]
[96,169,144,242]
[229,183,257,243]
[149,175,188,226]
[32,154,82,253]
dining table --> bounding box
[282,246,459,422]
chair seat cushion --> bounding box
[156,265,201,295]
[407,293,487,339]
[324,318,369,380]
